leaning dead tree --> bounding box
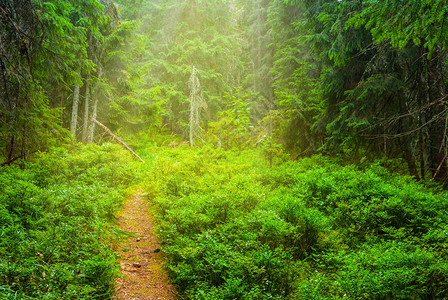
[188,66,207,147]
[92,118,144,163]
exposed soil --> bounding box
[115,192,177,299]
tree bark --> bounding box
[5,136,16,163]
[189,66,203,147]
[88,66,102,143]
[426,51,447,181]
[88,95,98,144]
[82,82,90,143]
[70,67,82,137]
[403,141,420,180]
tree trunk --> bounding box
[419,127,426,180]
[82,82,90,143]
[88,66,102,143]
[88,95,98,144]
[403,142,420,180]
[426,51,447,181]
[5,136,16,163]
[189,66,204,147]
[70,68,82,137]
[189,66,196,146]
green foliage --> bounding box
[0,143,135,299]
[140,146,448,299]
[111,0,246,137]
[348,0,448,55]
[266,0,448,181]
[256,135,284,168]
[5,0,448,297]
[267,0,325,155]
[208,88,253,149]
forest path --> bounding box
[114,191,177,299]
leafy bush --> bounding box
[0,143,135,299]
[143,148,448,299]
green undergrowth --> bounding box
[3,141,448,299]
[0,143,135,299]
[139,147,448,299]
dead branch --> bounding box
[431,152,448,182]
[1,154,25,166]
[92,118,144,163]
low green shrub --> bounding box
[0,143,135,299]
[144,148,448,299]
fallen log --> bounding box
[92,118,144,163]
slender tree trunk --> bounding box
[189,66,204,147]
[82,82,90,143]
[419,127,426,180]
[403,140,419,180]
[88,95,98,144]
[426,51,447,181]
[70,67,82,137]
[6,136,16,163]
[21,119,26,160]
[416,66,427,181]
[255,1,261,93]
[189,66,196,146]
[60,93,64,127]
[88,66,102,143]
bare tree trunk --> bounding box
[6,136,16,163]
[88,66,102,143]
[189,66,205,147]
[88,95,98,143]
[403,140,420,180]
[427,51,447,181]
[60,93,64,127]
[419,126,426,180]
[189,66,196,146]
[82,82,90,143]
[70,67,82,137]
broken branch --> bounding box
[92,118,144,163]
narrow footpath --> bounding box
[115,192,177,299]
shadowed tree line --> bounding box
[0,0,121,164]
[113,0,448,181]
[2,0,448,182]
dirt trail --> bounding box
[115,192,177,299]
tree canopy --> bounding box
[2,0,448,182]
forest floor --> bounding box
[114,191,177,299]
